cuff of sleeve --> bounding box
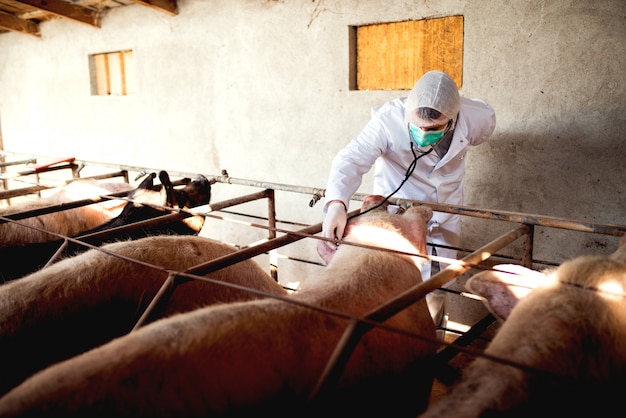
[324,199,347,212]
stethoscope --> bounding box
[349,133,435,220]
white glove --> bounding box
[322,201,347,250]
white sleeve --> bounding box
[458,97,496,146]
[323,109,391,212]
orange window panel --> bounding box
[355,15,463,90]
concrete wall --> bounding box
[0,0,624,273]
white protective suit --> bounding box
[323,96,496,280]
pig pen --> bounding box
[1,152,625,414]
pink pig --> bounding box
[420,233,626,417]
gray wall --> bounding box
[0,0,625,268]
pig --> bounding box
[0,171,212,282]
[0,203,437,418]
[0,234,286,397]
[0,178,133,247]
[419,233,626,417]
[86,170,211,238]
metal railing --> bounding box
[1,152,625,403]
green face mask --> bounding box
[409,124,445,147]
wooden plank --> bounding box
[15,0,100,27]
[94,53,110,95]
[13,0,128,20]
[0,0,34,14]
[108,52,123,95]
[119,51,127,95]
[122,50,136,94]
[0,9,39,36]
[130,0,177,15]
[356,16,463,90]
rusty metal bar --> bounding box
[3,205,205,269]
[0,171,129,201]
[43,240,70,269]
[372,224,531,318]
[0,176,196,223]
[383,195,626,237]
[207,179,626,237]
[6,154,616,237]
[0,154,7,194]
[188,224,320,275]
[2,190,279,282]
[0,162,78,180]
[129,215,357,331]
[0,184,52,200]
[433,312,497,385]
[203,175,626,237]
[0,158,36,168]
[185,209,361,277]
[132,272,177,331]
[207,189,273,212]
[70,170,129,182]
[308,224,531,401]
[520,224,534,267]
[129,190,284,326]
[266,189,279,281]
[129,208,358,332]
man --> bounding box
[321,70,496,328]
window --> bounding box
[89,50,136,96]
[349,16,463,91]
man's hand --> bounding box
[322,201,347,250]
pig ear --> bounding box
[129,172,156,198]
[466,264,547,320]
[415,205,433,223]
[609,232,626,263]
[317,239,336,265]
[125,173,156,203]
[158,171,178,207]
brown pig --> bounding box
[0,204,437,418]
[0,235,286,397]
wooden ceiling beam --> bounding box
[130,0,177,16]
[15,0,100,27]
[0,9,40,36]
